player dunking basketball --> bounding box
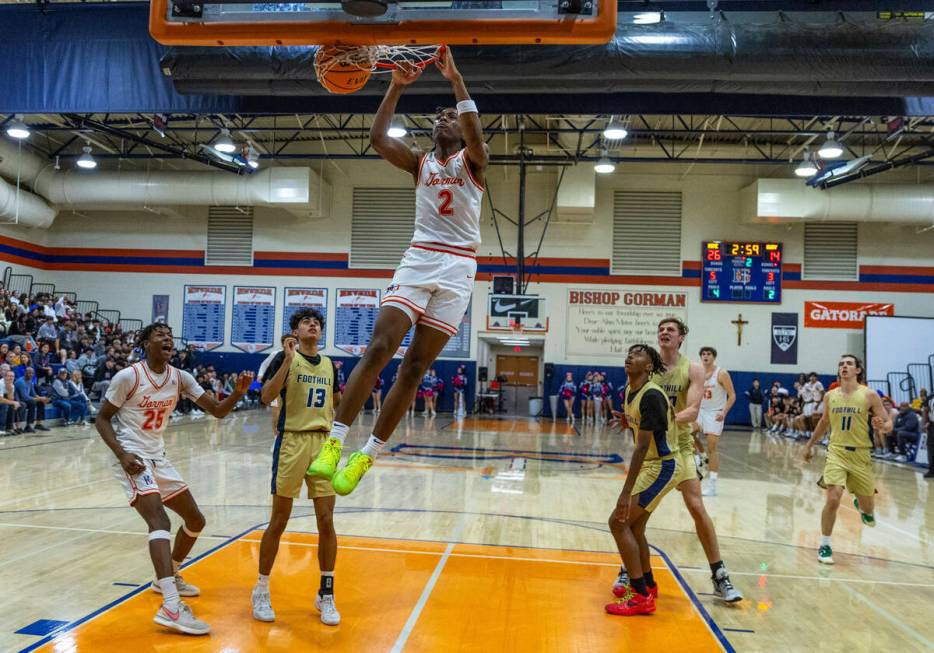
[307,47,487,495]
[95,323,253,635]
[612,318,743,603]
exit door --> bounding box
[496,355,540,387]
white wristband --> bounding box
[457,99,478,115]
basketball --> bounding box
[314,46,372,94]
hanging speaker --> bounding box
[478,366,488,382]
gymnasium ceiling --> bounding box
[4,113,933,180]
[1,2,932,180]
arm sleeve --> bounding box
[261,351,286,383]
[103,368,135,407]
[332,360,340,393]
[638,389,670,433]
[179,370,206,402]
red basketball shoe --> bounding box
[605,591,656,616]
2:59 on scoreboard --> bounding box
[701,241,783,303]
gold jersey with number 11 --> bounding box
[826,386,872,449]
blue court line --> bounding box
[111,582,138,587]
[650,544,736,653]
[14,620,69,637]
[723,628,756,634]
[17,523,260,653]
[390,442,622,458]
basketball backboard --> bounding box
[150,0,617,47]
[487,294,549,333]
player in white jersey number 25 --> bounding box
[95,323,254,636]
[307,47,488,496]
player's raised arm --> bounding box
[435,47,489,174]
[195,370,253,418]
[369,61,423,177]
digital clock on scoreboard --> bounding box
[701,241,783,303]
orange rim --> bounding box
[149,1,617,47]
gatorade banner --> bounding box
[804,301,894,329]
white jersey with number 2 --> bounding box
[412,149,484,253]
[105,362,205,458]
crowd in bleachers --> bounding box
[0,284,255,435]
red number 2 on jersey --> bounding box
[143,408,168,430]
[438,189,454,217]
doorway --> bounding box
[495,354,540,416]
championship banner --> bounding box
[334,289,380,356]
[566,289,688,358]
[771,312,798,365]
[182,285,226,351]
[804,301,895,329]
[283,287,328,342]
[231,286,275,354]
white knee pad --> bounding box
[182,525,202,538]
[148,529,171,541]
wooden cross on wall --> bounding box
[732,313,749,346]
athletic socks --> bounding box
[631,576,649,597]
[709,471,719,481]
[256,574,270,590]
[644,570,656,588]
[319,571,334,596]
[820,535,832,547]
[157,576,181,610]
[330,422,349,445]
[360,434,386,458]
[709,560,725,576]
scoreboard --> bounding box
[701,241,783,303]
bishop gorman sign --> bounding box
[804,301,894,328]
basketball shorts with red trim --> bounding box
[698,408,725,436]
[112,454,188,505]
[382,246,476,337]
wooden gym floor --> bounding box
[2,412,932,652]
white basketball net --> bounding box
[314,44,442,79]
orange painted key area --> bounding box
[36,531,725,652]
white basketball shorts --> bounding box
[112,454,189,505]
[698,408,725,436]
[803,402,817,417]
[381,245,475,337]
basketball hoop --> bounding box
[509,320,525,352]
[314,43,443,83]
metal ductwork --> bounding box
[162,13,934,98]
[0,176,55,228]
[742,179,934,225]
[0,137,323,227]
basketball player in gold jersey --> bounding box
[804,354,891,564]
[613,317,742,603]
[606,344,680,616]
[252,308,343,625]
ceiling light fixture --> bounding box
[246,145,260,169]
[214,129,236,154]
[387,120,407,138]
[594,150,616,174]
[818,131,843,159]
[5,115,30,139]
[76,145,97,169]
[603,117,628,140]
[633,11,662,24]
[795,149,818,178]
